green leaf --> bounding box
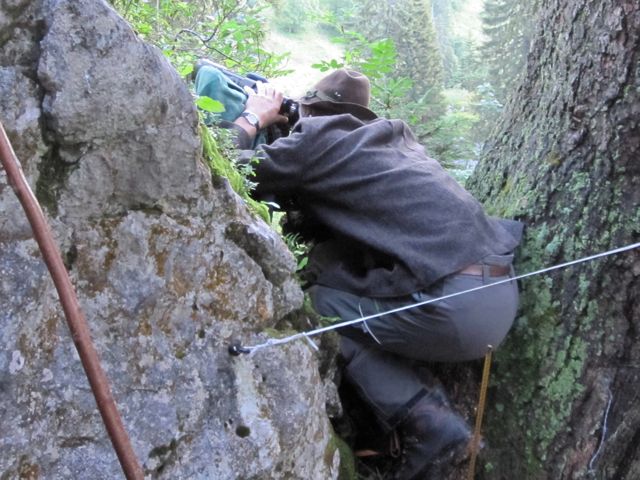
[297,257,308,271]
[196,96,225,113]
[312,62,330,72]
[179,64,194,77]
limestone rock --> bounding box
[0,1,338,478]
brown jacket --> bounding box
[231,113,522,297]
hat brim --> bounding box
[298,97,378,122]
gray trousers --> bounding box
[308,254,518,430]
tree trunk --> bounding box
[466,1,640,479]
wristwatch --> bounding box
[240,111,261,131]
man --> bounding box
[226,69,522,479]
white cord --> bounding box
[240,242,640,354]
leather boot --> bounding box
[393,395,471,480]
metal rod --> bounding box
[0,122,144,480]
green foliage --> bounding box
[311,27,414,112]
[283,233,309,271]
[352,38,398,80]
[199,120,270,222]
[109,0,289,78]
[195,96,225,113]
[432,0,488,89]
[312,58,344,72]
[268,211,309,270]
[371,76,414,114]
[345,0,444,100]
[325,33,400,92]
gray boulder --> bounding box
[0,0,341,478]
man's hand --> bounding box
[234,81,288,138]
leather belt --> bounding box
[458,263,511,277]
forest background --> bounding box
[109,0,533,184]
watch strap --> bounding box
[240,111,261,131]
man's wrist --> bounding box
[240,110,261,131]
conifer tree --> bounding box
[431,0,458,86]
[481,0,539,102]
[399,0,444,97]
[350,0,444,100]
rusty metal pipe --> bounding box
[0,122,144,480]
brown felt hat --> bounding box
[299,69,377,121]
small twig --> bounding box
[176,27,216,46]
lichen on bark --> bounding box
[466,1,640,478]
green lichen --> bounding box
[487,222,597,476]
[545,148,563,166]
[483,172,536,219]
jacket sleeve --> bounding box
[218,118,315,196]
[252,121,313,196]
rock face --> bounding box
[0,1,339,478]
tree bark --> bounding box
[466,1,640,479]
